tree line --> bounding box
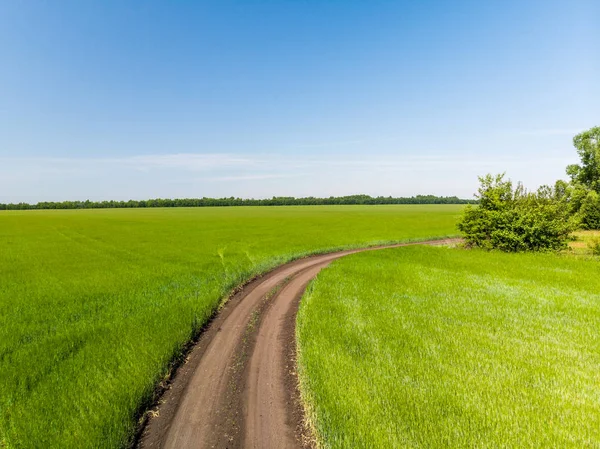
[0,194,476,211]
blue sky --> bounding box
[1,0,598,202]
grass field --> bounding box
[0,205,460,448]
[297,245,600,448]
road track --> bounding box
[138,238,460,449]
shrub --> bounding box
[458,174,577,252]
[588,238,600,256]
[580,191,600,230]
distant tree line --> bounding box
[0,194,476,211]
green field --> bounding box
[0,205,460,448]
[297,245,600,448]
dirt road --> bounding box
[138,239,459,449]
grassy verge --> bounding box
[0,205,460,448]
[297,245,600,448]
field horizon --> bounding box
[0,193,476,211]
[3,2,597,447]
[0,205,461,448]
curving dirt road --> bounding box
[138,238,460,449]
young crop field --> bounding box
[297,245,600,448]
[0,205,460,448]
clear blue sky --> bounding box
[1,0,598,202]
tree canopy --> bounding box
[566,126,600,192]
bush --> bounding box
[458,174,577,252]
[580,191,600,230]
[588,237,600,256]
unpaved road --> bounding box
[138,239,460,449]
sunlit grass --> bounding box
[0,205,461,448]
[567,230,600,256]
[297,245,600,448]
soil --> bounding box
[137,238,460,449]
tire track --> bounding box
[138,238,460,449]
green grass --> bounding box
[0,205,460,448]
[297,245,600,448]
[567,230,600,257]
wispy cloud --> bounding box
[0,153,259,176]
[517,128,583,137]
[126,153,257,171]
[208,173,297,181]
[293,139,363,149]
[0,151,575,176]
[0,150,577,203]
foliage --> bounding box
[580,190,600,230]
[297,245,600,448]
[559,126,600,229]
[566,126,600,192]
[457,174,576,251]
[0,194,476,211]
[588,237,600,256]
[0,205,460,448]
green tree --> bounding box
[566,126,600,192]
[580,190,600,230]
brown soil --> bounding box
[137,238,460,449]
